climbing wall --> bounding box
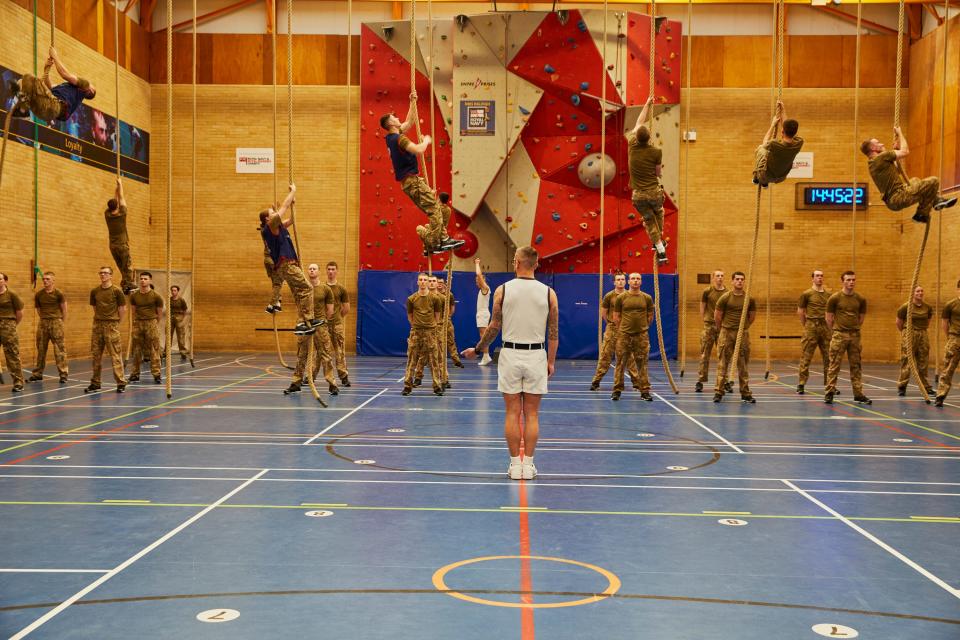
[359,10,682,274]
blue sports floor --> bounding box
[0,353,957,639]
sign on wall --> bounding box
[459,100,496,136]
[788,151,814,179]
[236,148,275,174]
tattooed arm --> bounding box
[546,288,559,377]
[461,285,503,359]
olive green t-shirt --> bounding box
[35,288,65,320]
[328,282,348,326]
[716,291,758,330]
[764,137,804,181]
[826,291,867,332]
[897,302,933,331]
[0,289,24,320]
[798,288,830,320]
[129,289,164,321]
[89,285,126,321]
[104,205,129,244]
[626,135,662,193]
[602,289,625,325]
[313,283,334,318]
[701,287,727,323]
[867,150,905,200]
[614,291,654,336]
[941,298,960,336]
[170,297,188,317]
[407,292,441,329]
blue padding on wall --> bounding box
[357,270,677,360]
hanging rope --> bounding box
[646,0,678,394]
[165,0,173,398]
[851,0,862,269]
[934,0,950,377]
[679,0,692,378]
[343,0,352,272]
[409,0,431,185]
[763,0,782,380]
[440,260,453,385]
[597,0,608,352]
[114,0,120,178]
[189,0,197,367]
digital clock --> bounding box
[795,182,869,211]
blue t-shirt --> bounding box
[385,133,419,182]
[261,222,298,265]
[50,82,86,119]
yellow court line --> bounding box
[500,506,548,511]
[770,380,960,443]
[0,373,269,457]
[702,511,752,515]
[300,503,348,507]
[102,499,151,503]
[909,516,960,522]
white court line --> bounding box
[781,479,960,600]
[0,568,109,573]
[785,365,887,390]
[9,468,269,640]
[653,393,743,453]
[302,388,389,445]
[0,356,225,418]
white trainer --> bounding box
[479,353,493,366]
[521,461,537,480]
[508,460,523,480]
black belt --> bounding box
[503,341,544,350]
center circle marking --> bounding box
[432,555,620,609]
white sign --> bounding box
[236,148,274,174]
[788,151,814,179]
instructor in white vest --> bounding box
[463,246,559,480]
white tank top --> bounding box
[501,277,551,343]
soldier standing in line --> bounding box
[611,273,655,402]
[86,266,127,394]
[169,285,193,366]
[325,261,351,387]
[896,285,934,397]
[437,277,463,369]
[127,272,164,384]
[824,271,871,405]
[796,269,831,395]
[713,271,757,404]
[286,264,339,396]
[934,279,960,407]
[0,273,25,393]
[696,270,727,393]
[591,273,639,391]
[28,271,69,384]
[402,273,443,397]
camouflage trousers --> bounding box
[264,259,283,307]
[404,327,442,390]
[416,203,450,250]
[936,335,960,399]
[274,261,314,324]
[402,175,444,248]
[715,327,751,396]
[897,329,931,391]
[593,323,638,385]
[825,330,863,396]
[697,322,720,384]
[798,318,830,386]
[130,319,161,377]
[91,320,125,386]
[328,322,348,380]
[293,322,337,386]
[613,332,650,392]
[752,143,793,186]
[632,187,665,246]
[172,315,190,356]
[19,74,62,122]
[109,241,135,293]
[885,176,940,220]
[33,318,68,377]
[416,326,449,383]
[0,319,24,387]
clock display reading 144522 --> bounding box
[795,182,869,211]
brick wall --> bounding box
[0,0,151,373]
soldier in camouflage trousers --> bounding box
[29,271,69,383]
[0,273,25,391]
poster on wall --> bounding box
[459,100,496,136]
[236,148,275,174]
[788,152,813,179]
[0,64,150,183]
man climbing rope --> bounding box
[626,97,668,265]
[258,183,318,336]
[752,101,803,187]
[104,178,136,295]
[380,92,464,254]
[9,46,96,123]
[260,231,283,314]
[861,127,957,223]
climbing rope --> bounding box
[286,0,325,407]
[646,0,678,394]
[165,0,173,398]
[189,0,197,366]
[934,0,950,377]
[851,0,862,270]
[409,0,431,185]
[679,0,691,378]
[343,0,353,273]
[597,0,607,351]
[763,0,782,380]
[440,260,453,384]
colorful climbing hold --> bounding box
[378,219,388,226]
[551,212,561,221]
[570,94,581,106]
[580,81,589,91]
[577,123,588,132]
[519,106,530,115]
[584,143,592,151]
[577,19,587,32]
[535,234,543,244]
[543,64,555,73]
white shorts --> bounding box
[497,348,548,395]
[476,290,491,327]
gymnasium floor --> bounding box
[0,353,957,639]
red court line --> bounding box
[518,438,535,640]
[0,386,153,428]
[1,380,272,467]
